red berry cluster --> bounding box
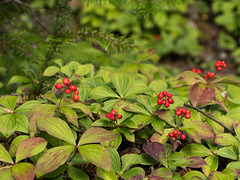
[157,90,174,108]
[192,68,201,74]
[55,78,79,101]
[175,107,191,119]
[204,72,215,81]
[106,110,122,121]
[169,130,186,140]
[215,60,227,71]
[147,49,152,53]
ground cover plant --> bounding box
[1,0,240,179]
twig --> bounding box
[184,103,235,135]
[0,0,12,6]
[12,0,50,33]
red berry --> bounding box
[69,85,77,91]
[215,62,220,67]
[169,133,174,138]
[158,92,164,98]
[174,134,179,138]
[185,114,191,119]
[110,110,117,116]
[73,95,79,101]
[62,78,69,85]
[185,109,191,114]
[106,113,111,118]
[181,134,186,140]
[147,49,152,53]
[162,100,166,104]
[178,131,182,135]
[74,90,79,95]
[179,108,183,112]
[157,99,163,105]
[117,114,122,119]
[154,34,161,41]
[222,64,227,68]
[210,73,215,79]
[175,110,181,116]
[207,72,211,77]
[164,102,170,108]
[162,90,167,96]
[110,115,115,121]
[167,93,173,98]
[173,130,178,135]
[196,69,201,74]
[182,109,186,114]
[217,67,222,71]
[168,98,174,104]
[55,83,63,89]
[192,68,196,72]
[65,89,71,94]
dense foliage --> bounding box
[0,0,240,179]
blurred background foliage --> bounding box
[0,0,239,95]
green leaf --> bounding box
[149,167,172,179]
[60,65,73,77]
[118,127,135,142]
[78,127,117,146]
[175,71,205,88]
[36,145,75,178]
[121,154,141,174]
[90,86,119,99]
[106,147,121,174]
[140,153,159,165]
[110,73,131,97]
[189,82,216,107]
[78,144,111,171]
[121,167,145,179]
[213,133,238,146]
[112,99,132,124]
[15,100,41,112]
[136,95,153,114]
[60,106,78,127]
[38,117,76,145]
[182,121,216,144]
[14,113,29,134]
[8,75,31,85]
[212,77,239,86]
[0,144,14,164]
[156,109,175,127]
[0,114,17,138]
[54,59,63,67]
[0,95,18,111]
[209,171,231,180]
[202,155,218,177]
[78,87,92,101]
[9,135,29,157]
[123,103,151,116]
[222,168,240,180]
[43,66,59,76]
[234,122,240,141]
[27,104,56,137]
[150,129,172,144]
[96,168,118,180]
[172,156,207,168]
[75,64,90,76]
[125,84,150,98]
[63,102,94,120]
[101,131,122,150]
[91,119,116,127]
[149,80,167,94]
[151,116,165,134]
[216,146,238,160]
[179,143,213,157]
[227,84,240,104]
[68,153,91,165]
[16,137,48,163]
[41,93,58,104]
[12,162,35,180]
[182,171,208,180]
[226,107,240,121]
[227,161,240,170]
[0,166,14,180]
[68,166,90,180]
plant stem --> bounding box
[184,103,235,135]
[176,116,184,129]
[54,92,65,117]
[167,139,176,155]
[152,105,162,116]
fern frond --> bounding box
[75,28,137,54]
